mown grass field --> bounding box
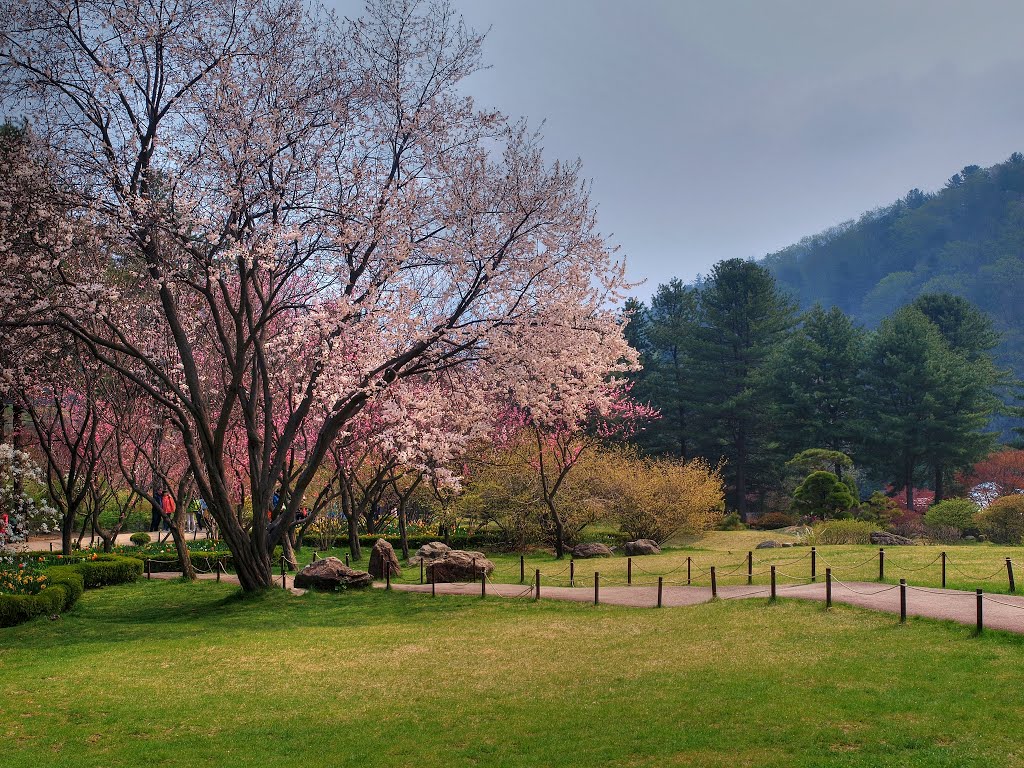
[296,530,1024,595]
[3,577,1024,767]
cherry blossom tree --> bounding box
[0,0,636,590]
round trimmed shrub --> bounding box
[976,495,1024,545]
[924,498,979,533]
[130,532,152,546]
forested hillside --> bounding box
[762,153,1024,378]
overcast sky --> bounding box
[332,0,1024,297]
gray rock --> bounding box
[623,539,661,556]
[427,550,495,583]
[755,540,782,549]
[781,543,794,548]
[368,538,401,579]
[294,557,373,590]
[572,542,613,558]
[415,541,451,561]
[870,531,915,546]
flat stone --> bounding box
[294,557,373,590]
[572,542,613,558]
[756,540,782,549]
[870,531,915,546]
[623,539,661,556]
[426,550,495,583]
[415,541,451,560]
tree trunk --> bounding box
[167,515,195,581]
[281,530,298,571]
[61,515,73,556]
[347,512,361,561]
[735,428,748,521]
[397,501,410,560]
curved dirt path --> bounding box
[144,571,1024,634]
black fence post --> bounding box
[49,542,53,553]
[941,551,946,589]
[811,547,816,583]
[826,568,832,609]
[976,588,983,634]
[627,557,632,586]
[899,579,907,623]
[386,565,391,590]
[770,565,776,601]
[879,547,885,581]
[657,576,663,608]
[481,569,486,599]
[471,557,477,583]
[711,566,717,599]
[747,551,753,585]
[594,571,599,606]
[570,559,575,587]
[687,556,691,586]
[1008,558,1016,593]
[535,568,541,601]
[146,558,151,580]
[520,554,525,584]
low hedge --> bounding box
[0,555,141,628]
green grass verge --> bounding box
[3,580,1024,767]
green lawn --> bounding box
[295,530,1024,595]
[5,579,1024,767]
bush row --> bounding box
[0,555,142,628]
[302,529,629,553]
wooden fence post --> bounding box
[570,559,575,587]
[941,551,946,589]
[826,568,832,609]
[976,588,983,634]
[770,565,776,601]
[627,557,632,586]
[594,571,599,606]
[1007,558,1016,593]
[535,568,540,601]
[520,555,525,584]
[657,576,663,608]
[687,556,691,586]
[711,566,717,599]
[899,579,906,623]
[811,547,816,583]
[747,551,753,585]
[879,547,885,581]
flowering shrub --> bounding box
[0,446,58,550]
[0,563,48,595]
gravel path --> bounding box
[144,571,1024,633]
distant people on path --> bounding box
[186,499,199,534]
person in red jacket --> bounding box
[161,488,176,532]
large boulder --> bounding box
[572,542,613,559]
[756,540,782,549]
[870,531,915,546]
[294,557,373,590]
[427,550,495,583]
[368,539,401,579]
[623,539,661,556]
[415,541,451,561]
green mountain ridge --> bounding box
[761,153,1024,379]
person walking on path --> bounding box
[161,489,176,532]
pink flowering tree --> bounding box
[0,0,636,590]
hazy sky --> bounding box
[331,1,1024,296]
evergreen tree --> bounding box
[692,259,796,518]
[769,305,867,463]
